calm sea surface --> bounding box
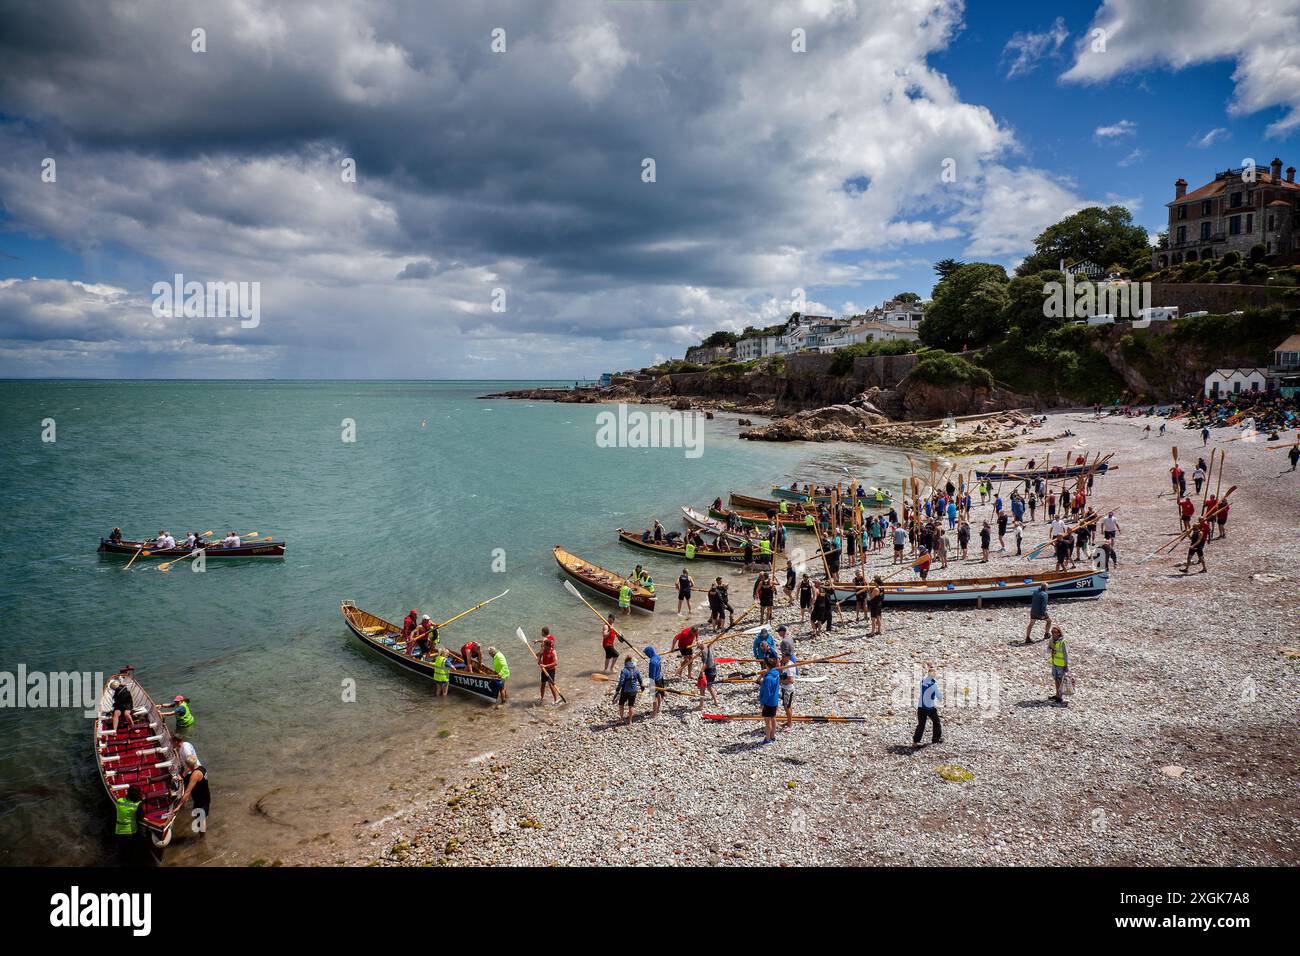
[0,380,911,864]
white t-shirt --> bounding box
[177,740,197,767]
[222,535,240,548]
[156,535,175,549]
[1050,519,1067,537]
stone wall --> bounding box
[1146,282,1297,314]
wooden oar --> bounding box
[516,626,566,703]
[435,590,509,630]
[590,672,698,697]
[563,580,644,659]
[702,713,868,723]
[122,544,147,571]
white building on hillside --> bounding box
[1204,367,1267,398]
[735,334,780,361]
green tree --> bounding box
[893,291,921,303]
[933,258,964,282]
[1015,206,1151,277]
[700,330,739,348]
[919,262,1009,350]
[1001,270,1068,340]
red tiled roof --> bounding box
[1168,171,1300,207]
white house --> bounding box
[816,321,919,351]
[1204,367,1267,398]
[735,335,780,361]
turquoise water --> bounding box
[0,380,911,865]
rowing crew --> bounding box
[107,528,242,550]
[398,609,513,699]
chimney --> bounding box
[1175,178,1187,199]
[1270,157,1283,180]
[1288,166,1296,184]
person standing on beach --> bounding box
[536,633,560,704]
[1193,459,1206,494]
[488,646,510,702]
[670,624,698,680]
[644,645,666,717]
[912,664,942,746]
[979,521,991,562]
[676,568,695,616]
[1290,442,1299,471]
[798,574,812,621]
[957,518,970,559]
[867,576,884,637]
[759,657,781,743]
[892,523,907,564]
[779,650,798,731]
[1025,584,1051,644]
[695,642,718,711]
[1013,520,1023,556]
[601,614,620,673]
[754,570,776,624]
[783,561,797,604]
[615,655,644,727]
[1202,426,1211,446]
[1213,498,1229,539]
[1048,627,1070,706]
[1181,519,1209,574]
[1177,495,1194,533]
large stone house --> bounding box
[1155,157,1299,268]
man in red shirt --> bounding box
[537,631,560,704]
[601,614,620,673]
[1214,499,1229,539]
[1177,496,1194,532]
[670,625,698,679]
[460,640,484,672]
[401,609,419,655]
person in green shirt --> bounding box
[487,645,510,703]
[431,649,451,697]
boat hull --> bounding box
[340,602,503,701]
[98,538,286,559]
[553,545,655,612]
[617,529,757,564]
[95,669,182,849]
[832,569,1109,605]
[974,463,1111,481]
[769,486,892,506]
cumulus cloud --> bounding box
[1001,17,1069,79]
[1063,0,1300,135]
[954,166,1107,263]
[0,0,1056,375]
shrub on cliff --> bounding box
[907,351,993,390]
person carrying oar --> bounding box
[1180,517,1210,574]
[614,655,644,727]
[535,630,560,704]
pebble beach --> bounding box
[292,412,1299,867]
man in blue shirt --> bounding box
[759,657,781,742]
[912,665,943,746]
[752,627,777,664]
[1025,584,1051,644]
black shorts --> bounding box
[619,692,637,706]
[703,667,717,686]
[761,704,778,718]
[603,645,619,660]
[759,594,774,608]
[679,646,694,658]
[678,589,691,600]
[654,679,666,698]
[540,666,557,688]
[1188,545,1204,558]
[799,593,811,609]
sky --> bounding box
[1,0,1298,379]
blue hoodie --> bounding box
[752,631,776,661]
[759,668,781,708]
[644,647,663,683]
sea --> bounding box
[0,380,913,865]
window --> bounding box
[1201,200,1212,216]
[1176,205,1187,220]
[1200,221,1211,240]
[1229,216,1241,235]
[1246,213,1253,234]
[1269,215,1276,231]
[1231,191,1242,208]
[1176,225,1187,244]
[1250,380,1260,391]
[1233,380,1242,394]
[1247,191,1254,206]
